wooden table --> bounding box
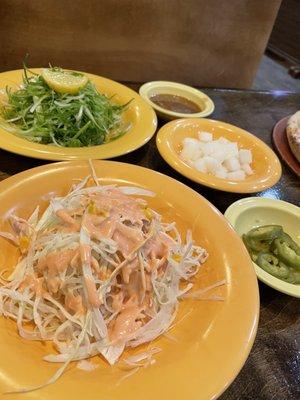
[0,87,299,399]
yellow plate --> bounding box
[139,81,215,120]
[156,118,282,193]
[225,197,300,298]
[0,161,259,399]
[0,69,157,160]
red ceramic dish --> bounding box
[272,116,300,178]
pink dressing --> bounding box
[98,266,110,281]
[33,278,44,297]
[47,277,60,294]
[110,295,142,342]
[80,244,91,265]
[84,276,101,307]
[65,290,84,315]
[56,209,79,232]
[93,189,133,210]
[19,275,34,292]
[82,213,116,240]
[70,252,80,268]
[113,222,144,256]
[19,275,45,297]
[110,291,124,312]
[80,244,101,307]
[91,257,100,274]
[37,248,78,277]
[122,257,138,284]
[97,216,117,237]
[145,273,152,292]
[124,270,143,302]
[144,232,175,259]
[93,189,145,224]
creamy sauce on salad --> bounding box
[0,171,211,392]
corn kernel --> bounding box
[87,201,96,214]
[144,207,153,220]
[172,253,182,262]
[88,201,109,217]
[19,236,29,252]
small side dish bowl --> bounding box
[139,81,214,120]
[225,197,300,298]
[156,118,282,193]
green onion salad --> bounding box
[0,65,131,147]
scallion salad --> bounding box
[0,65,130,147]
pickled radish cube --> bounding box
[198,141,207,152]
[224,143,239,159]
[218,137,229,144]
[194,158,207,173]
[213,149,228,164]
[214,167,228,179]
[202,141,220,156]
[239,149,252,164]
[202,143,212,156]
[181,142,202,161]
[223,156,241,172]
[202,156,219,173]
[241,163,253,175]
[198,131,212,142]
[227,170,246,181]
[211,141,223,152]
[183,138,200,147]
[181,147,200,162]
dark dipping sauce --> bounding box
[150,94,201,114]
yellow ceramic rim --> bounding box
[225,197,300,298]
[139,81,215,119]
[0,69,157,160]
[156,118,282,193]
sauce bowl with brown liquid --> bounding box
[139,81,215,120]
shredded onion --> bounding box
[0,161,226,393]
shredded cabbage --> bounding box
[0,162,220,392]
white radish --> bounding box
[223,157,241,172]
[214,167,228,179]
[202,142,221,156]
[239,149,252,164]
[224,143,239,159]
[181,132,254,182]
[241,163,253,175]
[202,157,219,173]
[181,144,201,161]
[201,143,212,156]
[218,137,229,144]
[227,170,246,181]
[183,138,200,147]
[213,150,228,164]
[194,159,207,173]
[198,131,212,142]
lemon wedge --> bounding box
[42,68,88,94]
